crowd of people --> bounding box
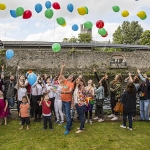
[0,63,150,134]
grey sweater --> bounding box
[94,86,104,100]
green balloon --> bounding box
[140,15,147,20]
[45,9,54,19]
[52,43,61,52]
[84,6,88,14]
[16,7,24,16]
[98,28,107,36]
[84,21,93,29]
[56,17,65,25]
[112,6,120,12]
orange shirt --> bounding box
[20,103,30,117]
[61,80,74,102]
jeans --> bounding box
[123,112,133,128]
[140,99,149,121]
[7,97,14,107]
[75,103,79,118]
[62,101,71,131]
[43,116,52,129]
[78,105,86,130]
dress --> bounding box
[0,99,9,118]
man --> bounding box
[60,63,74,135]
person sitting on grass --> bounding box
[39,93,52,130]
[19,95,30,130]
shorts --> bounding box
[21,117,30,125]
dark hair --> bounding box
[22,96,27,100]
[117,74,122,82]
[43,93,48,99]
[78,78,86,89]
[46,76,50,81]
[126,82,135,93]
[134,76,139,84]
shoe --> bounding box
[111,117,118,121]
[77,127,85,130]
[132,117,135,121]
[120,125,126,129]
[64,130,69,135]
[43,128,47,130]
[49,128,53,130]
[93,117,99,120]
[98,119,104,122]
[85,120,88,123]
[127,127,132,130]
[64,126,66,129]
[89,120,93,124]
[58,121,64,125]
[76,130,83,133]
[54,120,60,124]
[108,114,115,118]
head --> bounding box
[43,93,49,100]
[0,90,3,97]
[22,96,28,103]
[10,75,15,81]
[114,74,122,82]
[67,75,75,82]
[20,75,25,81]
[44,74,47,79]
[88,79,93,85]
[38,77,42,84]
[133,76,139,83]
[104,74,108,80]
[126,82,135,93]
[46,76,50,84]
[78,78,85,88]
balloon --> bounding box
[0,3,6,10]
[56,17,65,25]
[96,20,104,29]
[45,9,54,19]
[61,22,66,27]
[137,11,146,18]
[67,3,74,12]
[16,7,24,16]
[28,73,37,86]
[140,15,147,20]
[35,4,42,13]
[84,21,93,29]
[122,10,129,17]
[45,1,51,9]
[112,6,120,12]
[6,49,14,60]
[23,10,32,19]
[98,28,107,36]
[26,73,29,77]
[52,2,60,10]
[72,24,79,31]
[77,7,86,15]
[102,32,108,37]
[84,6,88,14]
[52,43,61,52]
[10,10,17,18]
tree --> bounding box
[69,36,78,43]
[112,21,143,44]
[78,33,92,43]
[63,38,69,42]
[140,30,150,45]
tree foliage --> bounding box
[78,33,92,43]
[140,30,150,45]
[113,21,143,44]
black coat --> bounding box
[122,90,136,114]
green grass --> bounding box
[0,119,150,150]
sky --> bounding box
[0,0,150,42]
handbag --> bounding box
[114,102,123,113]
[96,99,103,107]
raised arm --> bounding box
[93,68,100,82]
[137,69,146,82]
[60,62,66,81]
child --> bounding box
[39,93,52,130]
[0,90,9,125]
[19,95,30,130]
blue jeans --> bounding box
[75,103,79,118]
[123,112,133,128]
[62,101,71,131]
[140,99,149,121]
[7,97,14,107]
[78,105,86,130]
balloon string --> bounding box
[53,17,56,42]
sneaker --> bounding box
[64,126,66,129]
[77,127,85,130]
[89,120,93,124]
[98,119,104,122]
[93,117,99,120]
[76,130,83,133]
[54,120,60,124]
[85,119,88,123]
[111,117,118,121]
[43,128,47,130]
[49,128,53,130]
[64,130,69,135]
[58,121,64,125]
[127,127,132,130]
[120,125,126,129]
[108,114,115,118]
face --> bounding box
[10,75,14,81]
[22,98,27,103]
[67,75,73,81]
[46,78,50,83]
[44,74,47,79]
[0,90,3,96]
[20,75,25,80]
[88,79,93,84]
[44,94,49,100]
[76,77,80,84]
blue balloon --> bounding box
[6,49,14,60]
[45,1,51,9]
[28,73,37,86]
[10,10,17,18]
[35,4,43,13]
[72,24,79,31]
[67,3,74,12]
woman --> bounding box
[85,79,94,124]
[108,74,122,121]
[120,83,136,130]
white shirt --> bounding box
[73,87,78,104]
[55,85,62,100]
[46,84,54,98]
[18,87,27,101]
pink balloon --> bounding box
[52,2,60,10]
[23,10,32,19]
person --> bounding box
[93,78,105,122]
[0,90,9,125]
[108,74,122,121]
[60,63,74,135]
[85,79,94,124]
[120,83,136,130]
[39,93,52,130]
[19,95,30,130]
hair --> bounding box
[46,76,50,81]
[78,78,86,89]
[116,74,122,82]
[126,82,135,94]
[134,76,139,84]
[22,96,28,101]
[43,93,48,99]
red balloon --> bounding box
[96,20,104,28]
[23,10,32,19]
[102,32,108,37]
[52,2,60,10]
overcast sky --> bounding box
[0,0,149,42]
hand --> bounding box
[62,62,65,68]
[93,68,96,72]
[17,66,20,70]
[137,69,140,74]
[128,72,131,76]
[1,64,4,69]
[1,75,4,79]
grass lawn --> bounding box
[0,119,150,150]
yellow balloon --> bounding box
[61,22,66,27]
[137,11,146,18]
[77,7,86,16]
[0,3,6,10]
[122,10,129,17]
